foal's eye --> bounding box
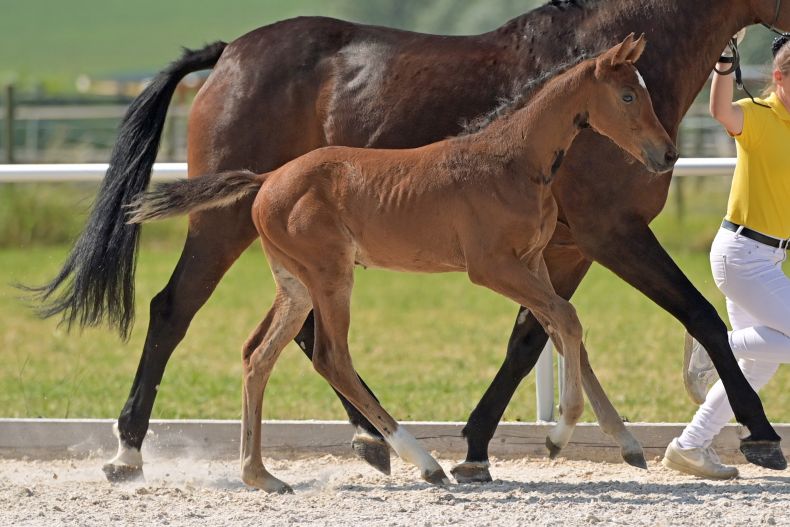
[622,94,635,103]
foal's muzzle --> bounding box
[643,144,679,173]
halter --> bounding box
[714,0,785,108]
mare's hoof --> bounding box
[450,462,493,483]
[740,439,787,470]
[546,437,562,459]
[102,462,144,483]
[622,450,648,470]
[351,433,391,476]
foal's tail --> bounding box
[126,170,264,224]
[23,41,227,340]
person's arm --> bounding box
[709,66,744,135]
[710,30,746,135]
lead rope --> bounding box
[715,38,771,108]
[716,0,784,108]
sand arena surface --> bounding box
[2,455,789,526]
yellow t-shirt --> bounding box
[725,92,790,239]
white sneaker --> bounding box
[683,332,718,405]
[662,438,738,479]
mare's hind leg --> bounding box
[104,206,386,481]
[304,255,449,485]
[240,261,312,493]
[104,206,257,482]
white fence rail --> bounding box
[0,160,738,422]
[0,158,736,183]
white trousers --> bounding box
[679,227,790,449]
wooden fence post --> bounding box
[4,84,15,164]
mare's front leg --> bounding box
[581,218,784,469]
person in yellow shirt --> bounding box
[664,30,790,479]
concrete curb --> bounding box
[1,419,788,464]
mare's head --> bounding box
[587,34,677,174]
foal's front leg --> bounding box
[534,259,644,466]
[467,256,585,457]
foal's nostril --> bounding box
[664,148,679,165]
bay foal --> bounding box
[130,35,675,491]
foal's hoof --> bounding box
[351,432,391,476]
[740,438,787,470]
[272,482,295,494]
[102,462,144,483]
[422,467,451,485]
[546,437,563,459]
[242,473,295,494]
[450,461,493,483]
[622,449,648,470]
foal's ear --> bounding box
[625,34,647,63]
[611,33,636,65]
[595,33,634,77]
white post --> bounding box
[535,341,555,422]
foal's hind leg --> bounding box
[294,313,391,474]
[239,261,312,493]
[305,258,449,485]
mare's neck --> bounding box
[493,0,754,135]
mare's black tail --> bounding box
[23,41,227,340]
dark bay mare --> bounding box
[30,0,789,481]
[126,36,675,490]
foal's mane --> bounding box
[458,52,593,137]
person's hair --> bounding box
[764,34,790,96]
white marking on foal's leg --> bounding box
[108,422,143,467]
[387,426,448,484]
[548,415,574,453]
[517,308,529,325]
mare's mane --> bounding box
[546,0,597,10]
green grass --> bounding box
[2,177,790,424]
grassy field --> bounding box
[3,178,790,425]
[0,0,538,90]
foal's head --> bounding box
[587,34,678,174]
